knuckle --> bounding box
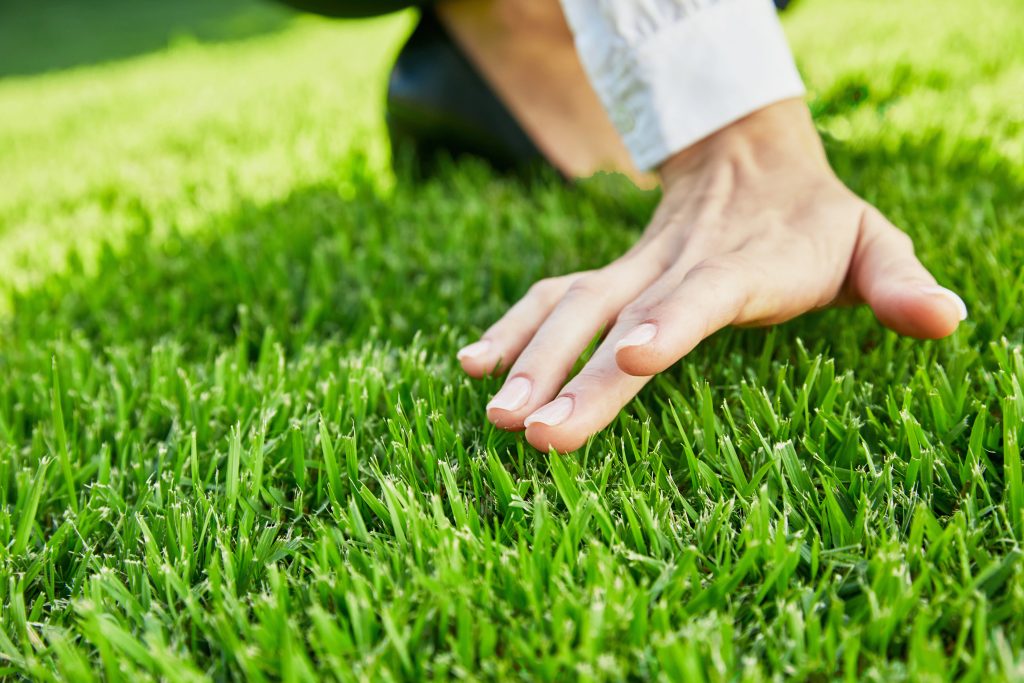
[685,256,754,313]
[688,255,739,278]
[526,276,569,304]
[631,236,683,274]
[564,273,605,300]
[572,366,617,387]
[618,301,652,325]
[890,228,915,253]
[650,249,682,275]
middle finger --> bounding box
[485,255,659,430]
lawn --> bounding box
[1,0,1023,679]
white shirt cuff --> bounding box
[562,0,806,171]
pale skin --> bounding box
[440,1,967,453]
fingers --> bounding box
[485,257,662,430]
[521,258,750,452]
[851,207,966,339]
[613,258,752,377]
[522,341,652,453]
[457,274,579,378]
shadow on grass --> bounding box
[2,133,1019,369]
[0,0,294,79]
[2,157,652,358]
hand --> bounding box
[457,99,967,453]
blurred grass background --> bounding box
[0,0,289,78]
[0,0,405,307]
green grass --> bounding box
[1,0,1023,679]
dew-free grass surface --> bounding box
[1,0,1023,680]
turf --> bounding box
[1,0,1023,680]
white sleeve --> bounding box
[559,0,805,171]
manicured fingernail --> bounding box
[487,376,532,412]
[524,396,574,428]
[457,339,492,361]
[615,323,658,352]
[920,285,968,321]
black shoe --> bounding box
[385,10,546,173]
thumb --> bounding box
[851,207,966,339]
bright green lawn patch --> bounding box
[1,0,1023,680]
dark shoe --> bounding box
[385,10,546,173]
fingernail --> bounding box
[920,285,968,321]
[487,376,532,412]
[457,339,492,361]
[614,323,658,352]
[524,396,574,428]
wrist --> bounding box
[657,98,829,189]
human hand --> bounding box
[457,98,967,452]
